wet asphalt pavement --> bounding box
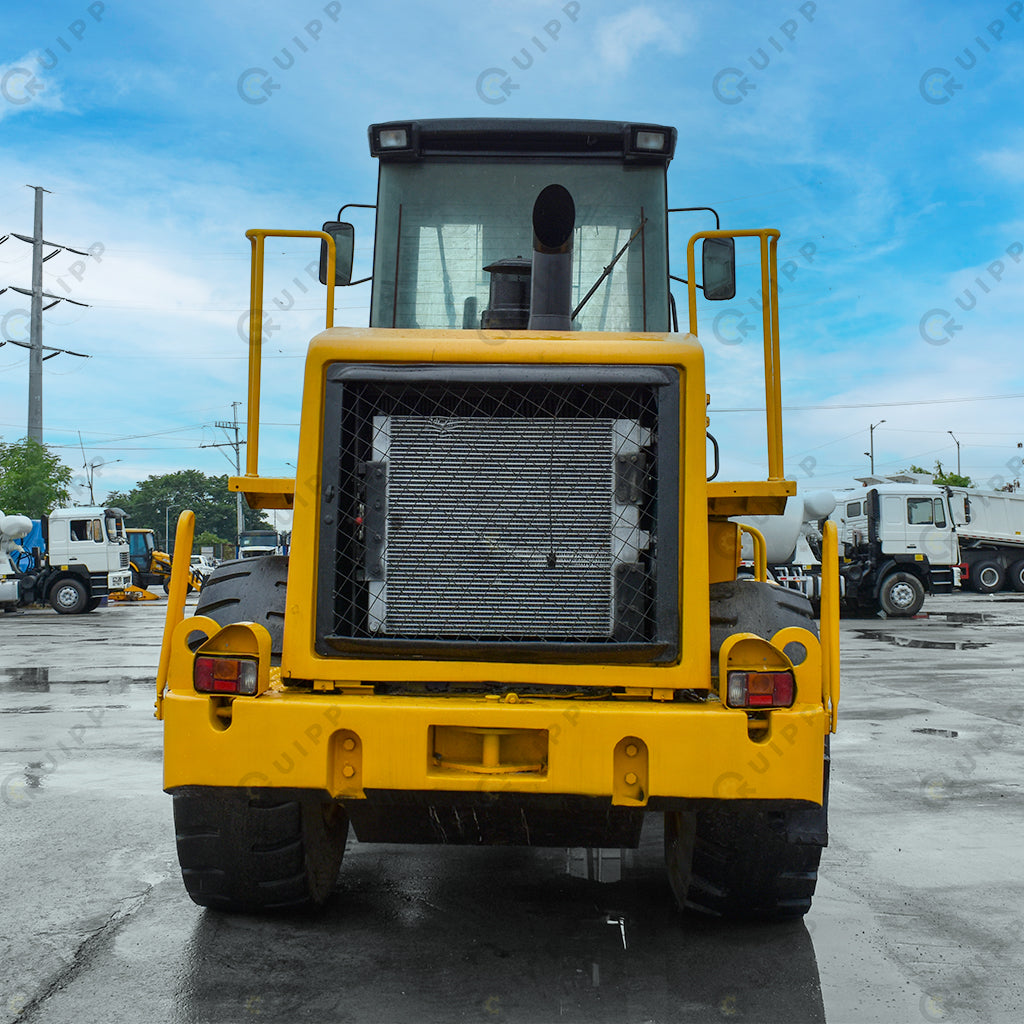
[1,594,1022,1023]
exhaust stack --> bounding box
[528,184,575,331]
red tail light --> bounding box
[194,656,258,696]
[726,671,795,709]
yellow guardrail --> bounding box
[155,510,196,720]
[686,229,783,481]
[737,523,767,581]
[243,229,338,478]
[820,520,840,732]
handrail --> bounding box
[155,509,196,719]
[820,520,840,732]
[244,229,337,478]
[685,229,784,480]
[737,523,767,582]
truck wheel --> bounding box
[49,577,88,614]
[172,787,348,912]
[671,582,828,920]
[195,556,288,657]
[678,793,827,920]
[1007,559,1024,593]
[972,560,1004,594]
[878,572,925,616]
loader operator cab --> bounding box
[320,119,735,334]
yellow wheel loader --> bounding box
[157,119,839,918]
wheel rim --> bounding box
[889,581,917,609]
[979,566,1000,589]
[55,585,79,608]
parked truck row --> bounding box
[750,475,1024,617]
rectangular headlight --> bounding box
[378,128,409,149]
[634,130,666,151]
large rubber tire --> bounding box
[194,556,288,658]
[49,577,88,614]
[669,582,828,920]
[972,559,1004,594]
[173,788,348,912]
[878,571,925,616]
[1007,559,1024,593]
[675,786,828,920]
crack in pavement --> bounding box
[10,886,154,1024]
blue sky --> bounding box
[2,0,1024,520]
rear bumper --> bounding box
[162,689,828,806]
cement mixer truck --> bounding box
[741,483,959,617]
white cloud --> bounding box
[594,7,688,74]
[977,144,1024,184]
[0,54,64,121]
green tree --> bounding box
[104,470,270,549]
[903,461,973,487]
[0,437,74,518]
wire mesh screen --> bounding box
[318,366,679,660]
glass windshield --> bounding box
[239,533,277,547]
[371,160,669,332]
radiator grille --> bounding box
[317,365,679,661]
[368,416,642,638]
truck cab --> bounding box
[831,484,958,615]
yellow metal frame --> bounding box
[157,221,841,808]
[687,229,783,480]
[820,520,841,732]
[737,523,768,582]
[228,228,339,510]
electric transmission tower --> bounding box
[0,186,93,442]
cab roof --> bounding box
[368,119,676,165]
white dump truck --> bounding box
[945,486,1024,592]
[0,506,133,614]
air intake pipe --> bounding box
[528,184,575,331]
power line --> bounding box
[714,392,1024,413]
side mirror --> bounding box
[702,236,736,301]
[319,221,355,286]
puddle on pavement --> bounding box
[853,631,988,651]
[912,727,959,738]
[0,668,153,692]
[565,848,630,883]
[0,667,51,691]
[939,612,993,624]
[834,707,928,721]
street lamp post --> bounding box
[865,419,886,474]
[165,507,170,553]
[948,431,961,476]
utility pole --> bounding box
[214,402,246,547]
[948,431,961,476]
[865,419,886,474]
[0,186,92,441]
[28,186,45,441]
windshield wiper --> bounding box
[571,217,648,320]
